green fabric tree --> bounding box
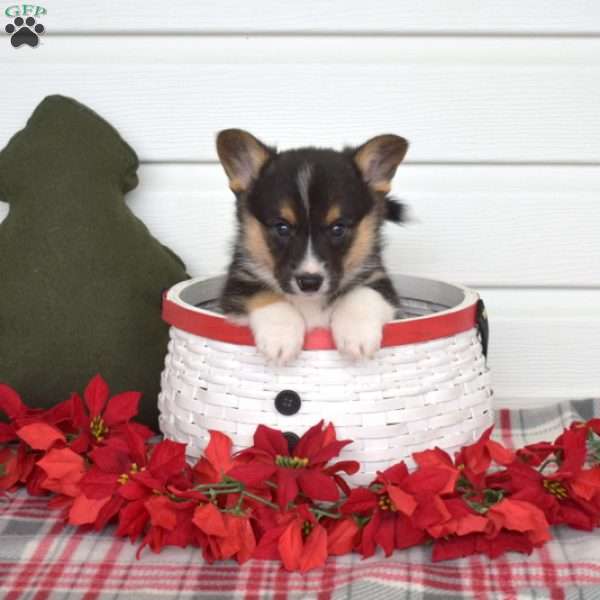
[0,95,188,427]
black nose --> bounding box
[295,273,323,292]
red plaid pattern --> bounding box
[2,402,600,599]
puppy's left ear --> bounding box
[216,129,274,194]
[352,134,408,194]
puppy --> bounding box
[216,129,408,365]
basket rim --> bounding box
[162,274,481,350]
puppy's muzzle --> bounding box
[295,273,323,293]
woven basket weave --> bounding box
[158,274,493,485]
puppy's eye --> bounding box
[273,222,293,237]
[328,222,347,238]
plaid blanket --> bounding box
[2,401,600,599]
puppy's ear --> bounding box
[216,129,274,193]
[352,134,408,194]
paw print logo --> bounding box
[5,16,45,48]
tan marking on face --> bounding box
[243,213,275,270]
[343,212,377,274]
[372,182,391,194]
[246,291,284,312]
[325,205,341,225]
[280,203,297,225]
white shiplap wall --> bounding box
[1,1,599,408]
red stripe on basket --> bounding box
[4,519,65,600]
[162,297,478,350]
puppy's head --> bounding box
[216,129,408,298]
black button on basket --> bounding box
[274,390,301,416]
[283,431,300,452]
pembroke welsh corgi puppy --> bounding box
[216,129,407,365]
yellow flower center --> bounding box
[543,479,569,499]
[90,416,109,441]
[117,463,143,485]
[275,455,309,469]
[378,493,397,512]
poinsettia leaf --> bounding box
[80,468,118,499]
[37,447,85,480]
[0,423,16,443]
[413,447,453,469]
[148,439,186,480]
[341,487,377,514]
[299,524,328,572]
[432,534,478,561]
[387,486,417,516]
[16,422,65,451]
[103,392,141,426]
[253,425,288,457]
[0,384,26,420]
[89,445,130,474]
[193,502,227,537]
[327,518,359,555]
[374,513,395,557]
[119,479,148,501]
[204,430,234,476]
[325,460,360,476]
[293,421,325,460]
[227,462,276,488]
[278,519,303,571]
[276,468,300,509]
[298,469,339,502]
[69,494,110,526]
[69,393,87,429]
[116,499,149,542]
[84,374,110,417]
[309,439,353,466]
[486,440,515,466]
[145,495,177,530]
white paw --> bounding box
[249,301,305,365]
[331,287,395,361]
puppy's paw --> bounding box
[331,287,395,361]
[249,301,305,365]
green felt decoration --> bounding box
[0,95,188,427]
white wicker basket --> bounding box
[158,274,493,485]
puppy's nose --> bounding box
[295,273,323,292]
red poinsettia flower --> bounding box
[228,421,356,509]
[454,426,514,487]
[69,374,153,454]
[341,463,425,557]
[499,459,600,530]
[254,504,328,572]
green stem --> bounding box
[539,457,559,474]
[311,507,342,520]
[242,490,279,510]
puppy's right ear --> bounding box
[216,129,274,193]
